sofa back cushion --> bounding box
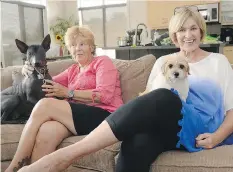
[112,54,156,103]
[0,60,75,91]
[0,54,156,103]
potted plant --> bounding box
[50,15,78,56]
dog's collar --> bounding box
[35,67,48,74]
[33,66,48,82]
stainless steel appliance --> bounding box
[125,29,143,46]
[197,3,219,23]
[117,37,127,47]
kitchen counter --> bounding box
[102,44,224,60]
[102,43,224,50]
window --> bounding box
[1,1,47,67]
[78,0,127,47]
[19,0,46,6]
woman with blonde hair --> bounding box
[17,7,233,172]
[5,26,124,172]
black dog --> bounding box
[1,34,52,124]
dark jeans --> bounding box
[106,89,183,172]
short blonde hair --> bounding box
[169,8,206,46]
[64,25,96,55]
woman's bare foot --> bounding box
[16,148,73,172]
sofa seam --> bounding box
[71,165,106,172]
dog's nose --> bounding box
[34,60,47,67]
[174,72,179,78]
[34,62,41,67]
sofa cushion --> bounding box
[1,161,103,172]
[151,146,233,172]
[58,136,120,172]
[114,145,233,172]
[1,124,25,161]
[1,124,120,172]
[112,54,156,103]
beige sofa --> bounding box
[1,54,233,172]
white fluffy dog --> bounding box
[140,56,190,101]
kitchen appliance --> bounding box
[126,29,135,46]
[220,28,233,44]
[197,3,219,23]
[117,37,127,47]
[126,29,143,46]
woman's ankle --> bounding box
[6,156,30,172]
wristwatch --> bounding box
[68,90,75,99]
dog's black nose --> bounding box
[34,60,47,67]
[34,62,41,67]
[174,72,179,78]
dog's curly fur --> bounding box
[140,55,189,101]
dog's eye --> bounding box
[179,64,185,69]
[168,64,173,68]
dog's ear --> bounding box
[15,39,28,54]
[161,62,167,75]
[41,34,51,52]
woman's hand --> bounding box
[42,79,68,98]
[22,61,34,77]
[195,133,220,149]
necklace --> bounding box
[29,62,46,84]
[185,51,191,61]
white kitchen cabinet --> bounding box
[220,1,233,25]
[223,46,233,64]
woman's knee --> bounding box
[30,98,60,119]
[35,121,71,148]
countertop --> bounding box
[102,43,225,50]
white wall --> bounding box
[46,0,78,57]
[47,0,78,28]
[127,0,148,30]
[127,0,151,45]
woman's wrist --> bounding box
[213,131,226,145]
[67,90,75,99]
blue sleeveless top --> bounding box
[172,76,233,152]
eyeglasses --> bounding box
[174,6,199,15]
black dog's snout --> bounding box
[34,62,41,67]
[174,72,179,78]
[34,60,47,67]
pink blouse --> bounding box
[52,56,123,112]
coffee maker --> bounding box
[126,29,143,46]
[220,28,233,44]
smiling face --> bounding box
[169,8,206,54]
[175,17,202,53]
